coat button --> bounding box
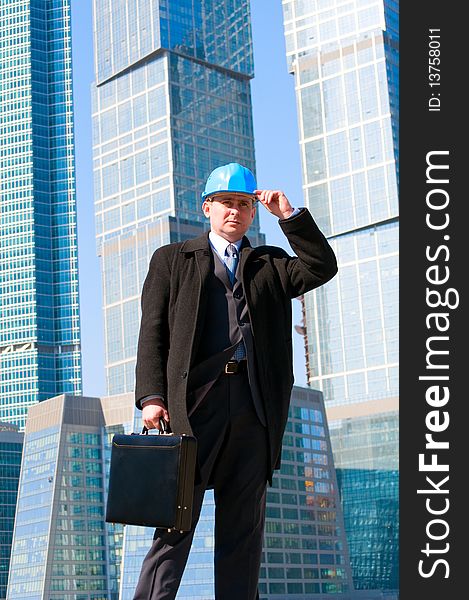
[182,371,187,379]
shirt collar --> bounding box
[208,230,242,261]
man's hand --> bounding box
[142,398,170,431]
[254,189,294,220]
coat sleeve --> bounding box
[134,247,171,410]
[277,208,338,298]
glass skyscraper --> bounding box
[330,413,398,591]
[7,394,113,599]
[280,0,399,593]
[92,0,264,397]
[0,423,23,600]
[0,0,82,430]
[259,386,354,599]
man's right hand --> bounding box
[142,398,170,431]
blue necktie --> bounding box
[224,243,238,285]
[224,244,246,360]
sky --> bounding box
[71,0,308,397]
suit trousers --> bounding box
[133,368,269,600]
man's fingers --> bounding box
[142,405,170,430]
[258,192,270,207]
[255,190,284,205]
[255,189,291,219]
[143,413,160,430]
[144,417,167,430]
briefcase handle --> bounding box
[141,418,172,435]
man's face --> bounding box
[202,194,256,242]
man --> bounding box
[133,163,337,599]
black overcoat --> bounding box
[135,208,337,480]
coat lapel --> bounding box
[180,233,213,367]
[213,250,233,290]
[238,236,255,283]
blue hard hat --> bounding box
[201,163,257,200]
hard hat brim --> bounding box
[201,190,257,201]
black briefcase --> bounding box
[105,421,197,532]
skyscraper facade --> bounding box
[280,0,399,592]
[7,394,113,600]
[92,0,264,397]
[329,409,398,591]
[259,386,354,599]
[0,0,82,430]
[0,423,23,600]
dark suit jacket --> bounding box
[135,208,337,481]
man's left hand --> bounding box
[254,189,294,220]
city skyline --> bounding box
[2,2,398,596]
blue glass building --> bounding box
[0,424,23,600]
[92,0,264,398]
[7,395,111,599]
[280,0,399,594]
[329,411,399,591]
[0,0,82,430]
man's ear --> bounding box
[202,200,211,218]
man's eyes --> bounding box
[221,201,251,208]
